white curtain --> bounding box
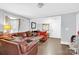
[8,19,19,33]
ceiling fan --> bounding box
[37,3,44,8]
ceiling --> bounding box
[0,3,79,19]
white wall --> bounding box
[0,10,4,32]
[49,16,61,38]
[76,13,79,35]
[19,18,30,32]
[61,13,76,44]
[30,16,61,38]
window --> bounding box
[42,24,49,31]
[4,16,20,33]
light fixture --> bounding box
[9,16,17,19]
[37,3,44,8]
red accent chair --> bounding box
[38,31,48,42]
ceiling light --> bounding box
[9,16,17,19]
[37,3,44,8]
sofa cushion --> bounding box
[19,41,28,54]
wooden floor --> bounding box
[37,38,73,55]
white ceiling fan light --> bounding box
[37,3,44,8]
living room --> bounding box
[0,3,79,55]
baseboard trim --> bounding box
[49,37,61,39]
[49,37,70,45]
[61,41,70,45]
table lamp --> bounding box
[3,24,12,33]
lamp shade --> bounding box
[3,25,12,30]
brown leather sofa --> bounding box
[0,39,38,55]
[0,31,47,55]
[0,39,21,55]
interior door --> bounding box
[49,16,61,38]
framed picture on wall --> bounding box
[31,22,36,29]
